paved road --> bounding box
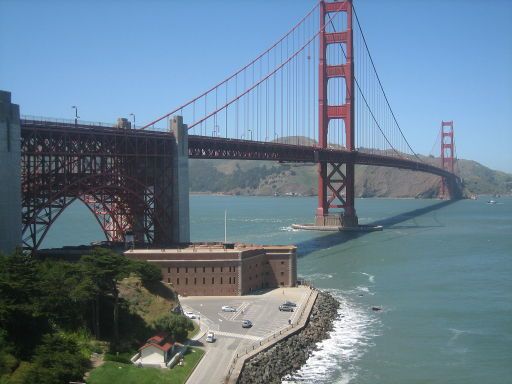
[183,287,311,384]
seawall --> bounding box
[237,290,340,384]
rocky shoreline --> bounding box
[238,290,340,384]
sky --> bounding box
[1,0,511,173]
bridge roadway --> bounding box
[20,118,456,180]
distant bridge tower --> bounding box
[316,0,358,228]
[440,120,455,199]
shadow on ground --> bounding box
[144,280,176,301]
[187,340,204,347]
[296,199,458,258]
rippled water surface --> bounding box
[43,195,512,383]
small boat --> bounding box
[487,200,497,205]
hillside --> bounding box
[189,146,512,198]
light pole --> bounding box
[248,129,253,141]
[71,106,79,127]
[129,113,135,129]
[274,132,279,142]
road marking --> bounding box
[215,331,263,341]
[230,302,250,321]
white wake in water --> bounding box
[282,290,380,384]
[280,226,300,232]
[359,272,375,284]
[300,272,335,280]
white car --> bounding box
[184,311,196,319]
[221,305,237,312]
[205,332,215,343]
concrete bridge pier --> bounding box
[170,116,190,244]
[0,91,21,255]
[153,115,190,245]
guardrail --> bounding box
[224,286,317,383]
[21,115,168,131]
[21,114,117,128]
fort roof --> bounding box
[125,243,296,255]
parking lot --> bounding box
[182,286,311,384]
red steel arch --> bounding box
[21,120,175,253]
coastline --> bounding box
[190,192,486,199]
[237,290,340,384]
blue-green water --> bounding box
[43,196,512,383]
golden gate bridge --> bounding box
[11,0,461,253]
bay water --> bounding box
[43,195,512,383]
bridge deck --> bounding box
[20,118,456,179]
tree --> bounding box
[153,314,194,342]
[0,329,17,380]
[36,261,95,330]
[24,333,89,384]
[80,248,132,346]
[0,251,49,358]
[132,260,162,284]
[0,251,40,322]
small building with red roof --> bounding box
[134,332,177,368]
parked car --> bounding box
[222,305,237,312]
[242,320,253,328]
[206,332,215,343]
[184,311,196,319]
[279,304,294,312]
[282,301,297,307]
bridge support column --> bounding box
[315,0,358,228]
[440,121,455,199]
[0,91,21,254]
[170,116,190,244]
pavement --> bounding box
[182,286,312,384]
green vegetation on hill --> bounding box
[458,160,512,195]
[189,161,289,193]
[0,248,191,384]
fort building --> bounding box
[125,243,297,296]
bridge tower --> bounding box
[316,0,358,228]
[440,120,455,199]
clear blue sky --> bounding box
[1,0,511,172]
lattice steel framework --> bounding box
[21,120,175,252]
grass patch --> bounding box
[187,322,200,339]
[118,276,177,325]
[104,351,135,364]
[87,347,205,384]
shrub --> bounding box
[153,314,194,342]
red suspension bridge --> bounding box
[140,0,461,225]
[13,0,461,252]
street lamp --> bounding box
[71,106,79,127]
[274,132,279,142]
[248,129,253,141]
[129,113,135,129]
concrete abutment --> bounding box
[0,91,21,254]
